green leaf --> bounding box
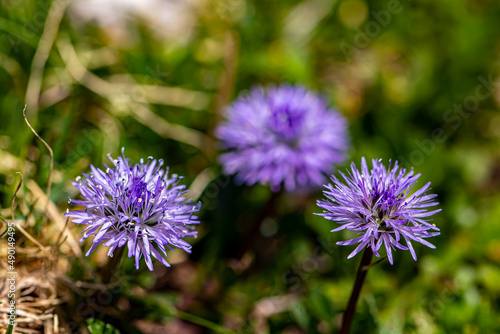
[86,318,121,334]
[291,300,310,330]
[6,322,13,334]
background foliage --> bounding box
[1,0,500,333]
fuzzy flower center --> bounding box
[104,178,163,230]
[366,186,405,229]
[269,107,304,144]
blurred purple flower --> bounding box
[66,149,200,271]
[316,157,441,264]
[215,85,349,192]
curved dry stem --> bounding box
[11,171,23,222]
[23,105,54,222]
[54,217,70,250]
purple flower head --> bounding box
[66,149,200,271]
[316,157,441,264]
[216,85,349,192]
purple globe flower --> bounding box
[66,149,200,271]
[316,157,441,264]
[216,85,349,192]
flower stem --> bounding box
[236,190,282,260]
[102,246,126,284]
[340,247,373,334]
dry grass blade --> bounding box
[55,36,215,155]
[211,32,238,132]
[133,104,211,152]
[23,106,54,223]
[250,294,299,334]
[186,168,217,200]
[24,0,70,116]
[10,172,48,253]
[0,269,63,334]
[53,314,59,334]
[27,180,95,280]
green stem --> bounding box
[101,246,126,284]
[6,321,14,334]
[236,190,282,260]
[175,310,235,334]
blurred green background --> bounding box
[1,0,500,333]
